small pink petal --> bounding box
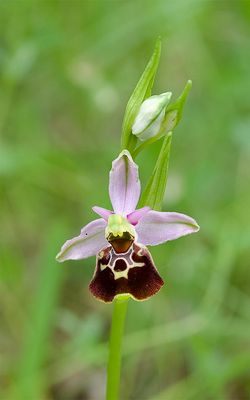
[92,206,113,221]
[109,150,141,216]
[136,210,199,246]
[127,206,151,225]
[56,218,107,262]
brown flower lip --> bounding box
[89,242,164,303]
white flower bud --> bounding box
[132,92,172,141]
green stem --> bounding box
[106,296,129,400]
[132,134,160,158]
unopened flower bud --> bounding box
[132,92,172,141]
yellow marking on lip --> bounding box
[100,263,107,271]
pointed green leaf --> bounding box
[165,80,192,130]
[139,133,172,210]
[121,38,161,151]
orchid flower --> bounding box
[56,150,199,303]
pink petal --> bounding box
[56,218,107,262]
[127,206,151,225]
[92,206,113,221]
[109,150,141,216]
[135,210,199,246]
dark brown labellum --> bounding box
[89,242,164,303]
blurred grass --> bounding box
[10,224,67,400]
[0,1,250,399]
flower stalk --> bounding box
[106,296,129,400]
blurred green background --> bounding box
[1,1,250,399]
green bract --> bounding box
[164,80,192,132]
[120,38,161,152]
[139,133,172,211]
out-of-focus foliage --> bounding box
[0,1,250,399]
